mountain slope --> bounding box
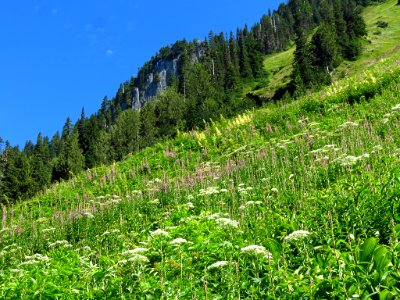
[1,0,400,298]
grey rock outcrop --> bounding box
[131,43,204,110]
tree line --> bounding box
[0,0,378,204]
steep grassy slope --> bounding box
[253,0,400,98]
[1,1,400,299]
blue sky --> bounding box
[0,0,282,148]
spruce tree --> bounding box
[237,29,253,78]
[140,101,158,148]
[291,29,314,93]
[52,128,85,181]
[310,24,342,84]
[30,133,51,195]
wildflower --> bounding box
[391,104,400,112]
[186,202,195,209]
[25,254,51,262]
[48,240,72,248]
[117,259,128,265]
[150,229,170,238]
[289,174,295,180]
[271,188,278,193]
[215,218,239,229]
[150,199,160,205]
[205,212,228,220]
[284,230,311,242]
[241,245,273,259]
[128,254,149,264]
[170,238,187,245]
[220,189,228,193]
[83,212,95,218]
[207,260,229,270]
[19,260,40,266]
[122,248,149,256]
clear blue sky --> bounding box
[0,0,282,148]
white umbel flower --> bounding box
[170,238,187,245]
[122,248,149,256]
[271,188,278,193]
[241,245,273,259]
[284,230,311,242]
[128,254,149,264]
[150,229,170,238]
[207,260,229,270]
[215,218,239,229]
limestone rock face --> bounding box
[132,43,204,110]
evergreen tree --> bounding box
[61,117,73,141]
[30,133,51,195]
[50,132,62,158]
[1,145,31,203]
[140,101,158,148]
[77,107,89,159]
[310,23,342,84]
[109,110,141,161]
[52,128,85,181]
[291,29,314,93]
[237,29,253,78]
[155,89,186,138]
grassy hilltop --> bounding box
[1,0,400,298]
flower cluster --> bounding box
[170,238,188,245]
[284,230,311,242]
[215,217,239,229]
[241,245,273,259]
[150,229,170,238]
[207,260,229,270]
[48,240,72,248]
[122,248,148,256]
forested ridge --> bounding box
[0,0,379,203]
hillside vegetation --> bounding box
[1,0,400,298]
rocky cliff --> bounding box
[131,41,205,110]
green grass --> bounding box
[1,1,400,299]
[335,0,400,79]
[254,0,400,98]
[257,46,294,98]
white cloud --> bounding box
[106,49,114,56]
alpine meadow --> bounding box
[1,0,400,298]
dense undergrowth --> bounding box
[1,48,400,298]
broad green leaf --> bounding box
[379,289,395,300]
[360,238,378,264]
[373,246,392,273]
